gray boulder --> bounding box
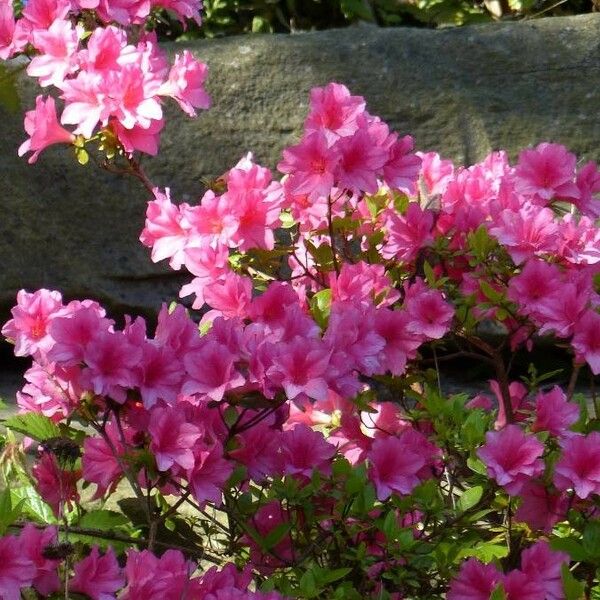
[2,14,600,323]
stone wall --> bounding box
[2,14,600,323]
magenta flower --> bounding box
[501,569,545,600]
[383,134,422,195]
[188,443,232,507]
[19,524,60,596]
[447,558,501,600]
[477,424,544,495]
[381,202,434,262]
[514,481,568,532]
[280,424,336,478]
[0,0,16,59]
[572,310,600,375]
[32,452,80,517]
[514,142,579,203]
[521,540,569,600]
[404,281,454,340]
[70,546,124,600]
[418,151,454,197]
[134,342,183,408]
[0,535,37,600]
[532,386,579,436]
[554,432,600,499]
[148,405,201,472]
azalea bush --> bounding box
[2,1,600,599]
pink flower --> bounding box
[148,405,201,471]
[0,0,16,59]
[514,481,568,532]
[532,386,579,436]
[330,261,400,308]
[535,282,588,338]
[0,535,37,600]
[404,281,454,340]
[32,452,80,517]
[230,422,282,482]
[489,202,558,265]
[188,443,232,507]
[368,434,427,500]
[418,151,454,197]
[267,337,331,401]
[280,424,336,478]
[373,309,422,376]
[27,19,81,87]
[521,540,569,600]
[573,161,600,217]
[514,142,578,203]
[507,259,562,318]
[381,202,434,262]
[70,546,124,600]
[304,82,365,142]
[572,310,600,374]
[183,340,245,401]
[383,134,421,195]
[81,330,143,402]
[159,50,210,116]
[202,272,253,321]
[121,549,191,600]
[501,569,545,600]
[134,342,183,408]
[112,118,164,156]
[20,524,60,596]
[19,0,70,32]
[18,95,75,164]
[477,424,544,495]
[554,432,600,498]
[2,288,65,358]
[335,127,388,194]
[277,130,339,199]
[447,559,501,600]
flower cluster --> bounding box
[3,2,600,594]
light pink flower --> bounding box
[383,134,421,195]
[532,386,579,436]
[418,151,454,197]
[571,310,600,374]
[70,546,124,600]
[477,424,544,495]
[0,0,16,59]
[280,424,336,478]
[404,281,454,340]
[381,202,434,262]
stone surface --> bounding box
[1,14,600,324]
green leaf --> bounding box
[460,542,508,562]
[320,567,352,585]
[79,510,129,531]
[479,280,503,303]
[0,489,23,535]
[340,0,374,20]
[263,522,291,550]
[561,563,585,600]
[551,538,588,562]
[310,289,332,329]
[4,413,61,442]
[458,485,483,512]
[583,521,600,559]
[467,456,487,475]
[490,584,507,600]
[11,485,56,524]
[299,570,319,598]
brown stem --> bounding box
[566,362,582,401]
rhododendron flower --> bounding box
[381,202,434,262]
[32,452,80,516]
[514,481,568,532]
[279,424,336,477]
[447,558,501,600]
[277,130,339,199]
[2,288,65,357]
[477,424,544,495]
[0,0,16,59]
[404,281,454,340]
[521,540,569,600]
[149,405,201,471]
[418,151,454,197]
[554,432,600,498]
[501,569,545,600]
[514,142,578,203]
[188,443,232,507]
[573,160,600,217]
[304,82,365,142]
[121,549,192,600]
[0,535,37,600]
[202,272,253,320]
[134,342,184,408]
[571,310,600,374]
[368,435,426,500]
[532,386,579,436]
[383,134,421,195]
[230,422,282,481]
[20,524,60,596]
[159,50,210,116]
[507,259,562,319]
[183,340,245,401]
[70,546,124,600]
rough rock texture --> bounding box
[2,14,600,324]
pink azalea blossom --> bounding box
[507,259,562,319]
[2,288,65,358]
[183,340,245,401]
[514,481,568,533]
[188,443,232,507]
[382,134,421,195]
[381,202,434,262]
[202,272,253,320]
[373,309,422,376]
[571,310,600,374]
[70,546,124,600]
[20,524,60,596]
[148,405,201,471]
[532,386,579,436]
[477,424,544,495]
[573,160,600,217]
[501,569,545,600]
[330,261,400,308]
[32,452,80,517]
[447,558,501,600]
[554,432,600,499]
[404,281,454,340]
[230,422,281,481]
[159,50,210,116]
[0,535,37,600]
[514,142,578,203]
[279,424,336,478]
[521,540,569,600]
[112,118,164,156]
[0,0,16,59]
[418,151,454,197]
[134,342,184,408]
